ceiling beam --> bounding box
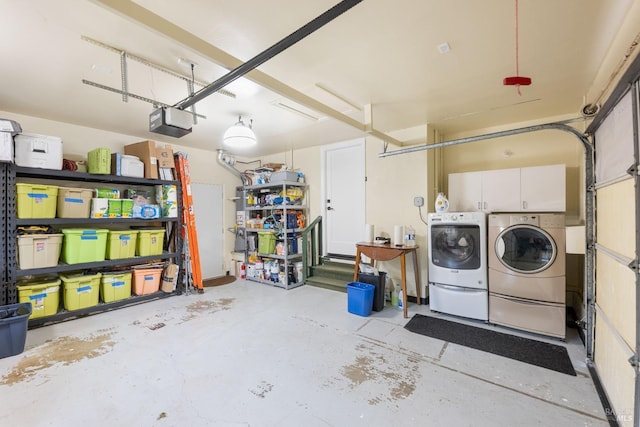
[173,0,364,110]
[90,0,405,146]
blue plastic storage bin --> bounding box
[0,302,32,359]
[347,282,375,317]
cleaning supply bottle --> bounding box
[391,284,399,307]
[435,192,449,213]
[398,286,404,311]
[405,225,416,247]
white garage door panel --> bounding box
[595,254,637,347]
[594,315,636,426]
[595,90,634,185]
[595,179,636,259]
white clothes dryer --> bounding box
[427,212,488,321]
[488,213,566,338]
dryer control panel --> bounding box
[505,213,565,228]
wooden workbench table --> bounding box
[353,242,421,318]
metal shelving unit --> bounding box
[3,164,183,327]
[243,181,307,290]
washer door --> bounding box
[495,225,556,274]
[430,224,480,269]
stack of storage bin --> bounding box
[16,183,64,271]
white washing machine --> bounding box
[488,213,566,338]
[427,212,488,321]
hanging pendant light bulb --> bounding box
[223,115,257,148]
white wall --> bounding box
[258,137,429,299]
[364,137,428,299]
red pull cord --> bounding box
[515,0,521,95]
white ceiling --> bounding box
[0,0,634,157]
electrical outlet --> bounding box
[414,196,424,207]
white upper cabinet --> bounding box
[448,164,565,213]
[447,170,482,211]
[520,164,566,211]
[481,168,521,212]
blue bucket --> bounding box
[346,282,375,317]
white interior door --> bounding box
[191,183,224,279]
[322,139,366,256]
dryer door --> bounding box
[494,225,556,274]
[430,224,481,270]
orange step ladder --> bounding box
[174,152,203,293]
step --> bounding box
[305,275,349,293]
[310,263,354,282]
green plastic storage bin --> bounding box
[258,232,277,254]
[16,183,58,218]
[136,229,165,256]
[60,272,101,311]
[106,230,138,260]
[60,229,108,264]
[17,278,61,319]
[87,148,111,174]
[100,271,132,302]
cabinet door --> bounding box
[448,171,482,211]
[482,168,520,212]
[520,164,566,211]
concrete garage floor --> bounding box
[0,280,608,426]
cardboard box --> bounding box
[156,144,175,169]
[263,162,284,171]
[124,141,158,179]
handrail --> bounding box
[300,215,323,282]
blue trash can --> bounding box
[347,282,375,317]
[0,302,32,359]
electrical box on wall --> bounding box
[414,196,424,207]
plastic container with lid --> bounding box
[60,228,108,264]
[121,155,144,178]
[16,183,58,219]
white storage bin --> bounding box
[112,153,144,178]
[14,133,63,170]
[121,155,144,178]
[270,170,299,183]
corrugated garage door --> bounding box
[592,87,638,426]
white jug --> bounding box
[435,192,449,213]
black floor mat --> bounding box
[404,314,576,376]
